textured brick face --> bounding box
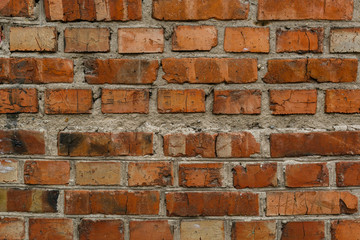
[65,28,110,52]
[10,27,57,52]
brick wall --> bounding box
[0,0,359,239]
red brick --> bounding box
[326,89,360,113]
[58,132,153,156]
[232,221,276,240]
[29,219,73,240]
[166,192,259,216]
[233,163,277,189]
[224,27,270,53]
[263,59,308,84]
[79,219,124,240]
[281,222,325,240]
[162,58,257,84]
[276,28,324,53]
[102,89,149,114]
[118,28,164,53]
[24,160,70,185]
[130,221,173,240]
[179,163,223,187]
[336,162,360,187]
[172,25,217,51]
[0,159,18,183]
[45,89,93,114]
[84,59,159,84]
[76,162,121,186]
[0,88,38,113]
[10,27,57,52]
[153,0,249,20]
[0,130,45,155]
[267,191,357,216]
[0,218,25,240]
[158,89,205,113]
[269,89,317,115]
[258,0,353,20]
[65,28,110,52]
[44,0,141,21]
[286,163,329,188]
[213,90,261,115]
[216,132,260,158]
[128,162,173,186]
[270,131,360,158]
[331,220,360,240]
[65,190,160,215]
[0,0,34,17]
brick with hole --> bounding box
[45,89,93,114]
[233,163,277,189]
[331,220,360,240]
[29,218,73,240]
[128,162,173,187]
[224,27,270,53]
[285,163,329,188]
[281,221,325,240]
[158,89,205,113]
[179,163,223,188]
[102,89,149,114]
[213,90,261,115]
[232,221,276,240]
[0,88,38,114]
[65,28,110,52]
[336,162,360,187]
[0,0,34,17]
[118,28,164,53]
[44,0,141,21]
[10,27,57,52]
[325,89,360,113]
[181,220,224,240]
[330,28,360,53]
[79,219,124,240]
[130,220,173,240]
[76,162,121,186]
[172,25,217,51]
[216,132,260,158]
[0,130,45,155]
[0,159,18,183]
[0,218,25,240]
[24,160,70,185]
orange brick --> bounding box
[65,28,110,52]
[224,27,270,53]
[336,162,360,187]
[157,89,205,113]
[179,163,223,187]
[0,130,45,155]
[10,27,57,52]
[29,219,73,240]
[172,25,217,51]
[0,88,38,113]
[232,221,276,240]
[213,90,261,115]
[118,28,164,53]
[130,221,173,240]
[331,220,360,240]
[0,0,34,17]
[0,159,18,183]
[281,221,325,240]
[79,219,124,240]
[285,163,329,187]
[102,89,149,114]
[76,162,121,186]
[216,132,260,158]
[326,89,360,113]
[45,89,93,114]
[128,162,173,186]
[24,160,70,185]
[0,218,25,240]
[233,163,277,189]
[263,59,308,84]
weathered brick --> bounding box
[330,28,360,53]
[64,28,110,52]
[76,162,121,186]
[224,27,270,53]
[118,28,164,53]
[58,132,153,156]
[281,221,325,240]
[336,162,360,187]
[172,25,217,51]
[45,89,93,114]
[128,162,173,187]
[84,59,159,84]
[158,89,205,113]
[24,160,70,185]
[162,58,257,84]
[276,28,324,53]
[130,221,173,240]
[285,163,329,187]
[216,132,260,158]
[326,89,360,113]
[166,192,259,216]
[263,59,308,84]
[0,88,38,113]
[181,221,224,240]
[0,130,45,155]
[0,218,25,240]
[44,0,141,21]
[270,131,360,157]
[331,220,360,240]
[179,163,223,188]
[65,190,159,215]
[10,27,57,52]
[79,219,124,240]
[267,191,357,216]
[213,90,261,115]
[153,0,249,20]
[0,0,34,17]
[0,159,18,183]
[232,221,276,240]
[269,89,317,115]
[29,219,73,240]
[258,0,353,20]
[102,89,149,114]
[233,163,277,189]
